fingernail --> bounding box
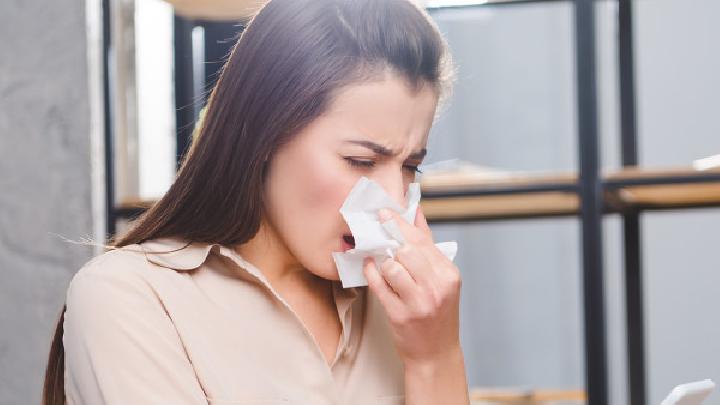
[378,208,393,222]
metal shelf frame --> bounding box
[99,1,720,404]
[423,1,718,404]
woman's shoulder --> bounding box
[64,244,156,310]
[61,240,212,404]
[70,243,151,283]
[66,237,214,305]
[71,236,206,280]
[66,238,195,302]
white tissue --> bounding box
[332,176,458,288]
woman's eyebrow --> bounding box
[345,140,394,156]
[344,140,427,160]
[408,148,428,160]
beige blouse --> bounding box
[63,237,406,404]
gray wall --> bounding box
[0,1,96,404]
[427,1,720,404]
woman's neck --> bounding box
[233,218,319,289]
[233,218,336,321]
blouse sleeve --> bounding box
[62,264,208,405]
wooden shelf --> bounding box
[114,167,720,221]
[162,0,264,20]
[615,183,720,207]
[420,171,578,221]
[470,387,586,404]
[115,198,156,219]
[420,192,579,221]
[606,166,720,209]
[419,166,720,221]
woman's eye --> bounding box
[344,157,376,168]
[404,165,423,174]
[344,157,423,174]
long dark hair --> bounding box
[42,0,454,403]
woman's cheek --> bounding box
[306,175,351,216]
[300,157,354,212]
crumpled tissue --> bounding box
[332,176,458,288]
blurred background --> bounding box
[1,0,719,404]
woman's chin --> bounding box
[317,267,341,282]
[303,257,342,282]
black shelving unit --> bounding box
[173,16,246,171]
[424,1,610,402]
[101,1,720,404]
[105,14,246,231]
[422,2,720,405]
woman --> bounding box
[43,0,469,403]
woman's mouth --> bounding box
[342,233,356,251]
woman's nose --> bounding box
[373,172,407,210]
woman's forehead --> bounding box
[327,74,437,114]
[320,76,436,150]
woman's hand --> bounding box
[363,206,469,404]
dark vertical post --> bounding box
[623,213,645,405]
[619,0,638,166]
[173,15,196,169]
[102,0,115,238]
[574,0,609,404]
[618,1,647,404]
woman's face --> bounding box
[262,72,439,281]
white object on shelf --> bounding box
[692,154,720,171]
[660,379,715,405]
